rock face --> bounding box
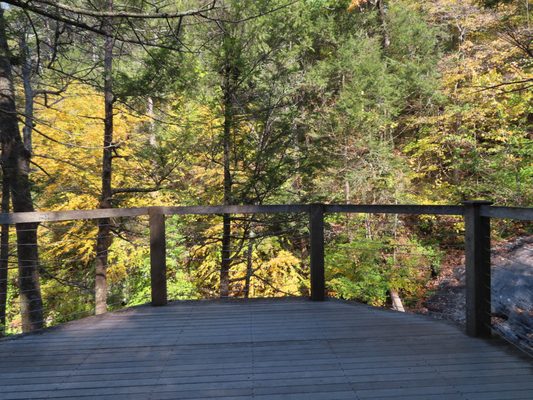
[491,237,533,352]
[422,236,533,354]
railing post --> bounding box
[463,200,492,337]
[149,207,167,306]
[309,203,325,301]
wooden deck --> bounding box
[0,299,532,400]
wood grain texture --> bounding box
[0,203,479,224]
[0,299,531,399]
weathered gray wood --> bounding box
[160,204,311,215]
[0,299,531,400]
[1,203,532,225]
[309,204,326,301]
[481,206,533,221]
[149,209,167,306]
[464,200,493,338]
[325,204,464,215]
[0,207,149,224]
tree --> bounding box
[190,0,306,297]
[0,7,43,332]
[0,157,9,335]
[94,0,115,315]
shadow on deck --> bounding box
[1,298,532,400]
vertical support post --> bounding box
[309,203,325,301]
[463,200,492,337]
[149,207,167,306]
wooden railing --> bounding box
[1,201,532,338]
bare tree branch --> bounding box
[111,187,160,194]
[4,0,218,20]
[1,0,186,50]
[471,77,533,93]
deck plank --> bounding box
[0,298,531,399]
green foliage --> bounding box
[1,0,530,334]
[114,48,199,101]
[327,240,389,305]
[326,215,442,306]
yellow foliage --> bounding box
[348,0,370,12]
[266,250,301,270]
[33,83,147,211]
[403,0,533,204]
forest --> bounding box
[0,0,531,335]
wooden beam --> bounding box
[149,208,167,307]
[1,204,530,225]
[463,200,492,338]
[309,204,325,301]
[0,207,149,224]
[160,204,310,215]
[481,206,533,221]
[325,204,464,216]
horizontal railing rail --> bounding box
[1,203,532,225]
[324,204,465,215]
[480,206,533,221]
[0,207,149,224]
[1,201,531,338]
[159,204,311,215]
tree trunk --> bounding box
[217,9,243,299]
[390,211,404,312]
[390,289,405,312]
[95,0,114,315]
[20,28,33,173]
[376,0,391,49]
[0,9,43,332]
[220,78,233,298]
[0,169,9,335]
[344,139,351,205]
[147,96,156,146]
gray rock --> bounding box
[423,236,533,354]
